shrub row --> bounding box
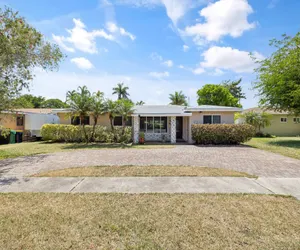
[41,124,132,143]
[192,124,255,145]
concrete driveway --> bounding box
[0,145,300,178]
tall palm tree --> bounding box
[112,83,130,100]
[117,99,135,135]
[90,91,105,141]
[169,91,188,106]
[136,100,145,105]
[66,86,92,142]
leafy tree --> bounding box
[237,111,272,132]
[169,91,188,106]
[13,94,45,108]
[254,33,300,115]
[42,99,69,108]
[116,99,135,135]
[197,84,241,107]
[104,99,118,131]
[66,86,92,142]
[221,78,246,102]
[136,100,145,105]
[112,83,130,100]
[90,91,105,141]
[0,7,64,113]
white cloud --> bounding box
[70,57,94,70]
[106,22,136,40]
[200,46,264,73]
[211,68,225,76]
[52,35,75,52]
[178,65,185,69]
[162,60,173,67]
[185,0,256,42]
[193,67,205,75]
[52,18,114,54]
[149,71,170,78]
[268,0,279,8]
[150,52,163,61]
[183,45,189,52]
[117,0,205,24]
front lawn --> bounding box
[0,193,299,249]
[32,165,256,178]
[0,142,173,160]
[244,137,300,160]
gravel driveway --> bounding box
[0,145,300,177]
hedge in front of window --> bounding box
[41,124,132,143]
[192,124,255,145]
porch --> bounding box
[132,115,192,144]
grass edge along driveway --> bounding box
[32,165,257,178]
[0,193,300,250]
[244,137,300,160]
[0,142,174,160]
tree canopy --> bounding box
[112,83,130,100]
[0,7,64,113]
[42,98,69,108]
[221,78,246,102]
[237,111,272,132]
[169,91,188,106]
[254,33,300,115]
[197,84,241,107]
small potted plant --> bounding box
[139,132,145,144]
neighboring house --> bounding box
[242,108,300,136]
[0,109,60,137]
[0,105,241,143]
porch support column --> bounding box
[170,116,176,144]
[133,116,139,144]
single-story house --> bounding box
[242,108,300,136]
[0,105,242,143]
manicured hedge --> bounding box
[192,124,255,145]
[41,124,132,143]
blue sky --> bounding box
[1,0,300,107]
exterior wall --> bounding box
[56,112,111,127]
[190,111,235,125]
[0,114,24,131]
[261,115,300,136]
[188,111,237,143]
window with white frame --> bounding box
[203,115,221,124]
[140,117,168,133]
[280,117,287,123]
[293,117,300,123]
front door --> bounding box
[176,117,183,139]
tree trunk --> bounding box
[91,117,97,142]
[80,115,88,143]
[122,117,126,135]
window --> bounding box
[140,117,146,132]
[140,117,168,133]
[113,116,132,126]
[280,117,287,123]
[293,118,300,123]
[203,115,221,124]
[71,116,90,125]
[147,117,154,133]
[16,116,24,126]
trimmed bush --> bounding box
[41,124,132,143]
[192,124,255,145]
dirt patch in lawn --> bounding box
[0,193,299,250]
[31,166,256,178]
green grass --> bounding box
[32,165,256,178]
[0,193,299,250]
[244,137,300,160]
[0,142,174,160]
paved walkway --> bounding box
[1,176,300,199]
[1,145,300,177]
